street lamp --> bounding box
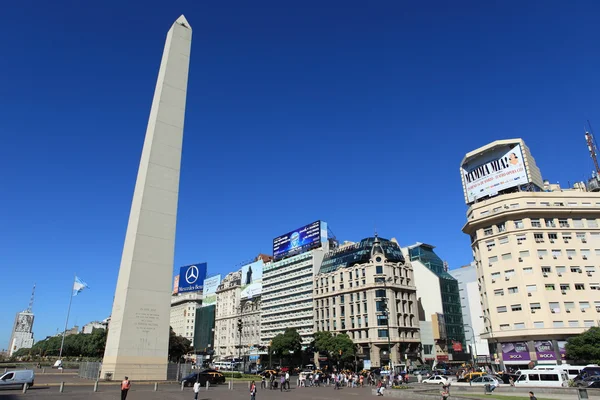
[463,324,477,366]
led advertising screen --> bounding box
[501,341,530,362]
[241,260,263,299]
[178,262,208,293]
[273,220,322,260]
[461,143,529,204]
[201,274,221,307]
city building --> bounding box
[403,243,467,365]
[461,138,600,368]
[261,221,330,347]
[193,304,215,363]
[315,236,420,368]
[82,320,109,334]
[449,262,491,363]
[170,291,203,342]
[214,270,242,360]
[8,310,34,357]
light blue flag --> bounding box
[73,276,89,296]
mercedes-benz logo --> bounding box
[185,265,199,284]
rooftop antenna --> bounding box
[585,120,600,175]
[26,283,36,313]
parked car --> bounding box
[413,369,431,376]
[422,375,450,385]
[588,381,600,389]
[469,376,502,387]
[181,370,226,387]
[577,375,600,387]
[0,370,35,389]
[463,372,486,382]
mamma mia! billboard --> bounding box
[461,143,529,204]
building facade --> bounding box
[8,311,34,357]
[170,291,203,342]
[463,188,600,368]
[449,262,490,362]
[82,320,108,334]
[261,249,326,346]
[405,243,467,365]
[315,236,420,368]
[214,271,242,360]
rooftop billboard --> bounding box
[241,260,263,299]
[461,143,529,204]
[202,274,221,307]
[178,262,208,293]
[273,220,322,260]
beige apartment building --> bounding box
[463,188,600,367]
[314,236,420,368]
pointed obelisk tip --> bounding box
[175,14,191,30]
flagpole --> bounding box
[58,274,75,361]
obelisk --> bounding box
[101,15,192,381]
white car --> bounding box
[469,376,501,387]
[422,375,450,385]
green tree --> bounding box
[310,332,356,369]
[169,327,192,361]
[271,328,302,366]
[566,327,600,362]
[11,328,107,360]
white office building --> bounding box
[170,291,203,342]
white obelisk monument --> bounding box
[101,15,192,381]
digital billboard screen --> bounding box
[201,274,221,307]
[461,143,529,204]
[273,221,322,260]
[178,262,208,293]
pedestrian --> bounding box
[280,374,286,392]
[261,375,266,389]
[121,376,131,400]
[193,380,201,400]
[529,392,537,400]
[285,371,290,390]
[441,388,449,400]
[250,380,256,400]
[376,379,384,396]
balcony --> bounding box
[263,286,313,302]
[263,274,312,293]
[262,292,312,307]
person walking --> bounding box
[193,380,201,400]
[261,375,266,389]
[529,392,537,400]
[121,376,131,400]
[285,371,290,390]
[250,381,257,400]
[280,374,286,392]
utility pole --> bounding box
[269,341,272,369]
[237,318,243,372]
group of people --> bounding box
[260,371,291,391]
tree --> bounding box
[310,332,356,369]
[169,327,192,361]
[11,328,107,360]
[271,328,302,366]
[566,327,600,363]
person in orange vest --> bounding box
[121,376,131,400]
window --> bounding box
[511,304,522,311]
[378,329,389,338]
[514,220,524,229]
[542,266,552,273]
[376,301,386,312]
[563,233,573,241]
[591,283,600,291]
[534,233,544,243]
[514,322,525,329]
[575,283,585,290]
[574,219,585,228]
[375,289,386,298]
[505,269,515,278]
[523,267,533,274]
[530,303,541,311]
[548,233,558,241]
[377,315,388,326]
[559,218,570,228]
[376,266,383,274]
[491,272,501,280]
[588,219,599,228]
[488,256,498,264]
[484,227,493,236]
[549,302,560,313]
[526,284,537,292]
[340,295,344,304]
[586,266,596,273]
[556,266,566,274]
[519,250,530,258]
[517,234,527,244]
[552,249,562,258]
[545,218,556,228]
[567,249,577,258]
[423,345,434,354]
[560,284,570,291]
[497,223,506,232]
[533,321,544,328]
[577,232,587,242]
[497,306,507,313]
[553,321,565,328]
[569,320,579,327]
[501,253,512,260]
[584,320,595,328]
[500,324,510,330]
[545,284,555,291]
[537,249,548,258]
[582,249,591,258]
[499,236,509,245]
[571,267,582,273]
[531,219,542,228]
[494,289,504,296]
[486,240,495,250]
[508,287,519,294]
[580,301,591,311]
[564,302,575,311]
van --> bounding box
[0,370,35,389]
[514,369,568,387]
[533,364,587,380]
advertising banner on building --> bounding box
[178,262,208,293]
[273,220,322,260]
[202,274,221,307]
[173,275,180,294]
[461,143,529,204]
[452,341,463,352]
[534,340,556,361]
[558,341,567,360]
[241,260,263,299]
[501,342,530,362]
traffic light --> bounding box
[237,318,243,333]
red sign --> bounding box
[436,355,449,361]
[452,341,463,352]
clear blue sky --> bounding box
[1,0,599,347]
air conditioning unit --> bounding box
[528,293,532,297]
[519,257,523,262]
[505,277,510,281]
[583,256,588,260]
[532,310,536,313]
[568,256,573,260]
[492,279,496,283]
[582,308,586,313]
[596,307,600,312]
[583,239,588,243]
[588,272,593,277]
[550,239,555,243]
[551,309,556,313]
[553,256,558,259]
[579,270,583,274]
[543,273,548,277]
[539,256,544,259]
[567,310,571,313]
[558,273,563,277]
[489,263,493,267]
[562,290,567,295]
[565,240,570,243]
